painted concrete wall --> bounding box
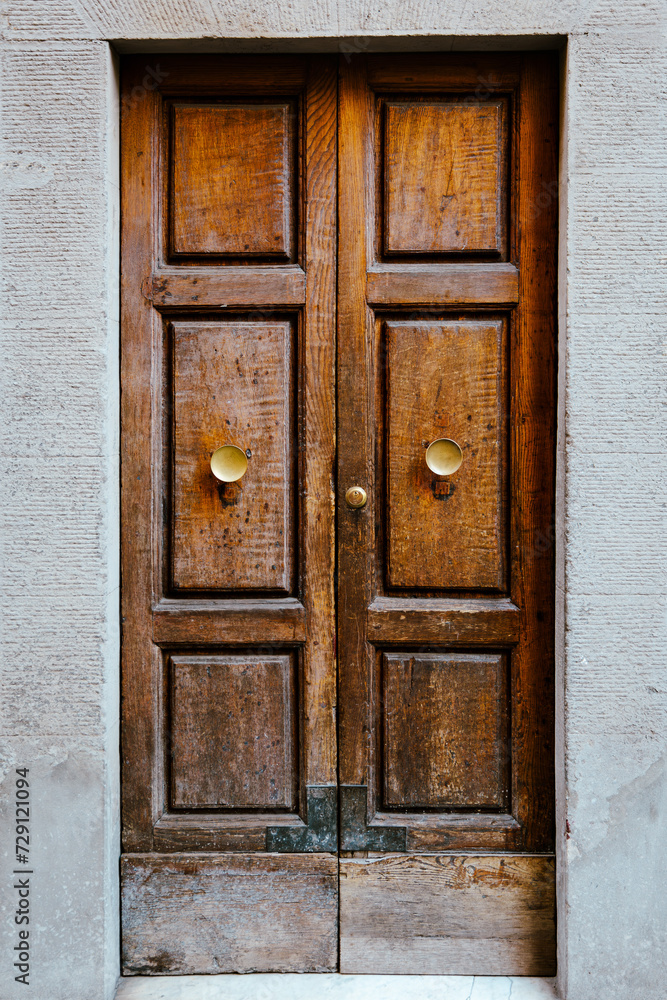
[0,2,665,999]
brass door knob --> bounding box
[345,486,367,509]
[210,445,248,482]
[425,438,463,476]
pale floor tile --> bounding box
[115,975,559,1000]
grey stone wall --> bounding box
[0,3,665,998]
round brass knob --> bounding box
[345,486,368,509]
[210,445,248,482]
[425,438,463,476]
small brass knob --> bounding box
[345,486,367,509]
[425,438,463,476]
[210,445,248,482]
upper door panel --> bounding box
[170,102,297,260]
[382,98,508,257]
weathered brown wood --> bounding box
[170,103,294,258]
[337,55,374,787]
[405,815,522,852]
[367,53,522,90]
[301,58,338,787]
[152,54,307,93]
[385,318,507,590]
[170,654,297,809]
[339,854,555,975]
[121,853,338,974]
[382,652,508,808]
[150,267,306,308]
[121,56,338,878]
[509,53,558,849]
[121,51,557,975]
[171,318,295,592]
[153,811,308,852]
[121,58,163,851]
[153,789,337,853]
[366,263,518,306]
[154,820,267,852]
[367,596,520,644]
[360,809,523,853]
[384,100,505,254]
[152,598,306,645]
[338,54,557,931]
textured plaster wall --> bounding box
[0,2,665,999]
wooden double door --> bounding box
[120,52,557,976]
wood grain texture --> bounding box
[150,55,307,93]
[509,54,558,850]
[382,652,508,808]
[171,103,293,258]
[367,54,521,91]
[121,57,338,869]
[152,788,335,853]
[337,55,375,787]
[404,814,521,852]
[150,267,306,308]
[121,52,557,973]
[170,654,297,809]
[384,101,504,254]
[366,263,518,306]
[301,59,338,786]
[338,55,556,877]
[121,853,338,974]
[367,597,520,644]
[171,319,294,592]
[152,598,306,645]
[153,811,306,854]
[154,818,268,852]
[385,319,507,590]
[121,58,163,850]
[339,854,555,975]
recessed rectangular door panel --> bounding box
[385,319,506,590]
[170,102,294,258]
[383,100,506,255]
[171,319,294,592]
[382,651,508,809]
[170,653,297,809]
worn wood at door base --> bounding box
[339,854,555,976]
[121,853,338,974]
